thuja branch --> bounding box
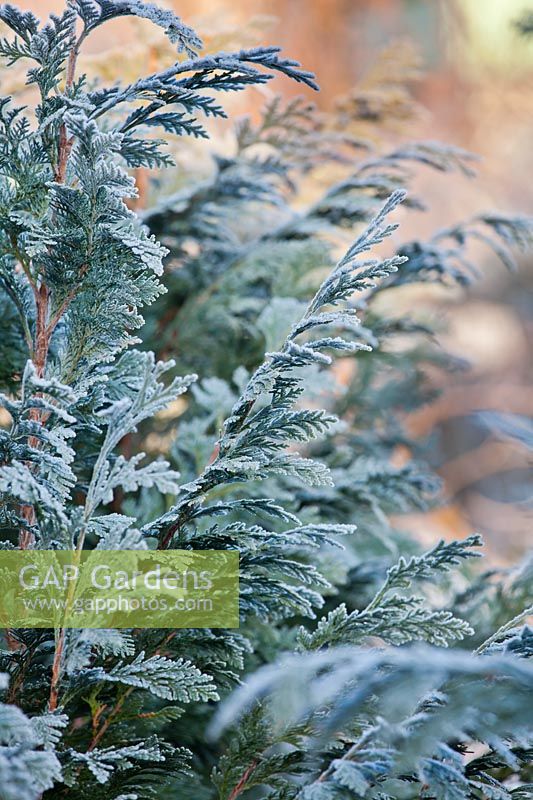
[36,49,78,374]
[228,760,258,800]
[41,24,81,703]
[88,687,134,750]
[153,193,405,550]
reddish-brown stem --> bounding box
[44,34,80,710]
[46,263,88,339]
[34,283,51,378]
[19,282,50,547]
[19,264,82,550]
[18,514,35,549]
[53,44,77,184]
[90,702,107,737]
[18,30,81,550]
[228,760,258,800]
[65,44,77,90]
[48,628,65,712]
[54,125,74,184]
[88,688,133,750]
[158,521,180,550]
[153,630,178,656]
[86,628,179,748]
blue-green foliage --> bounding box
[213,643,533,800]
[0,2,531,799]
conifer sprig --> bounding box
[0,3,531,799]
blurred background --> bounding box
[14,0,533,561]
